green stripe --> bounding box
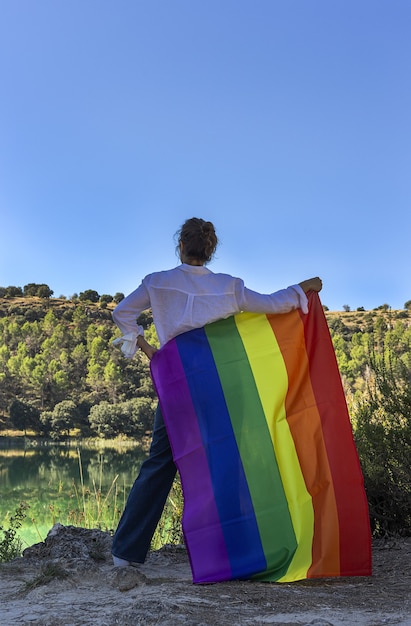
[205,316,297,579]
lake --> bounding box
[0,438,147,549]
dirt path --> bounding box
[0,525,410,625]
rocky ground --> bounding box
[0,525,410,626]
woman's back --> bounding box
[112,217,321,358]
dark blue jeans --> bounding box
[112,405,177,563]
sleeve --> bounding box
[111,281,151,358]
[236,282,309,315]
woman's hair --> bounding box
[176,217,218,264]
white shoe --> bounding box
[112,555,131,567]
[113,555,142,568]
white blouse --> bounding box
[112,263,308,357]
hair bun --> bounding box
[177,218,218,264]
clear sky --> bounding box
[1,1,410,311]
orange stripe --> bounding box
[267,311,341,576]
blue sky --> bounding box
[1,1,410,311]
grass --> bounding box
[65,450,183,549]
[53,448,126,532]
[0,449,128,553]
[151,478,184,550]
[24,562,68,591]
[73,448,183,549]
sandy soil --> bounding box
[0,525,410,626]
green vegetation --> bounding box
[0,450,182,562]
[67,449,124,531]
[351,339,411,537]
[152,478,184,550]
[327,307,411,537]
[0,294,157,439]
[1,291,410,540]
[0,501,29,562]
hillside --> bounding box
[0,296,117,321]
[1,294,409,428]
[1,295,410,537]
[1,294,409,327]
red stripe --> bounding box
[300,293,372,576]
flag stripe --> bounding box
[267,310,341,577]
[299,298,372,576]
[151,338,232,582]
[175,327,267,581]
[205,317,297,580]
[235,312,315,581]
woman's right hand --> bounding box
[299,277,323,294]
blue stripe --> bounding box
[175,327,267,578]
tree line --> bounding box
[0,283,125,305]
[3,281,411,311]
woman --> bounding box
[111,217,322,567]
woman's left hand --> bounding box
[299,277,323,293]
[137,336,158,360]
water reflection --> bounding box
[0,439,147,548]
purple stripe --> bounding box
[150,339,232,583]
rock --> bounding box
[110,567,148,592]
[22,524,112,573]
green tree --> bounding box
[70,343,88,386]
[88,401,121,438]
[79,290,100,303]
[23,283,40,296]
[42,310,59,337]
[120,397,155,437]
[88,336,108,364]
[39,410,53,436]
[5,286,23,298]
[0,344,10,374]
[23,283,53,298]
[72,306,89,342]
[104,360,122,403]
[49,400,79,438]
[9,399,40,434]
[100,294,113,304]
[37,284,53,298]
[86,360,106,399]
[21,321,42,357]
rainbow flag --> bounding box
[150,293,372,584]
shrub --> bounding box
[100,294,113,304]
[113,292,125,304]
[352,343,411,536]
[0,502,29,562]
[88,401,121,438]
[79,290,100,303]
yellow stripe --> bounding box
[235,312,314,580]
